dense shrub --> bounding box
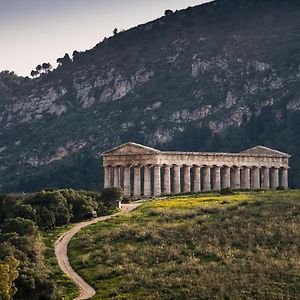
[219,188,234,195]
[26,191,71,229]
[101,187,124,206]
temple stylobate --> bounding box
[101,142,291,198]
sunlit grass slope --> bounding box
[69,190,300,299]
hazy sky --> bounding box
[0,0,212,76]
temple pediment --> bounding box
[102,142,161,155]
[241,146,291,157]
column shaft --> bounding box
[134,166,141,197]
[183,166,191,193]
[154,165,161,196]
[222,166,231,189]
[281,168,288,189]
[123,166,131,197]
[251,167,260,189]
[104,166,110,188]
[203,166,211,191]
[163,165,171,195]
[194,166,201,192]
[271,168,279,190]
[232,167,241,189]
[261,167,270,189]
[144,165,151,197]
[113,167,120,187]
[241,167,250,189]
[173,165,181,194]
[213,166,221,191]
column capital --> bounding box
[193,164,202,168]
[213,165,221,170]
[203,165,211,168]
[153,164,161,168]
[232,165,241,171]
[242,166,250,169]
[172,163,182,168]
[183,164,192,168]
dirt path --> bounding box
[55,203,141,300]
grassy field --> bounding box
[67,190,300,299]
[43,225,80,299]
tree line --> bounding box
[0,187,123,299]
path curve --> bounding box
[55,203,141,300]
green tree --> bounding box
[101,187,124,206]
[41,63,52,73]
[60,189,97,222]
[2,217,38,237]
[26,191,71,229]
[30,70,39,78]
[57,53,71,66]
[0,256,19,300]
[0,196,17,224]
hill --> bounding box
[1,0,300,192]
[67,190,300,299]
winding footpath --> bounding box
[55,203,141,300]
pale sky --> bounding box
[0,0,212,76]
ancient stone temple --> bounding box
[101,142,291,198]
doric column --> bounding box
[232,167,241,189]
[222,166,231,189]
[134,166,141,197]
[104,166,111,188]
[163,165,171,195]
[281,168,288,189]
[113,166,120,187]
[241,167,250,189]
[183,165,191,193]
[271,167,279,190]
[213,166,221,191]
[261,167,270,189]
[203,166,211,191]
[154,165,161,196]
[251,167,260,189]
[144,165,151,197]
[193,166,201,192]
[173,165,181,194]
[123,166,131,197]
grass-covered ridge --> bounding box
[69,190,300,299]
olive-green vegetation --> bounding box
[1,0,300,193]
[69,190,300,299]
[0,256,19,300]
[0,188,114,299]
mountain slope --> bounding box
[1,0,300,192]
